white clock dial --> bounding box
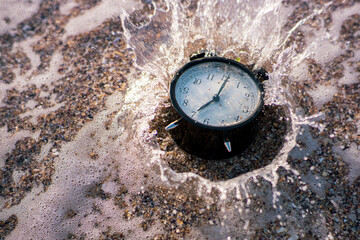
[171,59,262,129]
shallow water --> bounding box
[0,0,359,239]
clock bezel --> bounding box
[170,56,264,131]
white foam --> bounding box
[0,48,64,109]
[327,4,360,43]
[311,40,343,65]
[62,0,141,39]
[12,35,42,74]
[29,51,65,87]
[0,127,41,169]
[19,98,65,125]
[2,68,166,238]
[333,143,360,183]
[307,84,338,109]
[283,3,360,109]
[59,0,79,15]
[288,60,310,82]
[0,0,42,35]
[298,3,360,66]
[0,35,42,108]
[2,1,360,239]
[339,49,360,85]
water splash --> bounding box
[116,0,315,187]
[111,0,359,237]
[1,0,359,239]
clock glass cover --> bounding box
[170,57,263,130]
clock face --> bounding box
[170,57,263,130]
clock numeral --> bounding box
[237,82,248,89]
[191,111,197,117]
[243,106,249,113]
[203,118,210,125]
[234,116,240,122]
[207,74,214,80]
[221,120,225,125]
[221,74,227,80]
[245,93,250,97]
[182,87,189,94]
[182,99,189,106]
[193,78,202,85]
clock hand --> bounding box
[196,94,220,112]
[216,75,230,96]
[196,75,229,113]
[197,99,214,112]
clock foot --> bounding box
[224,132,232,152]
[165,118,183,130]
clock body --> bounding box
[170,57,263,131]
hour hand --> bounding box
[197,99,215,112]
[196,94,220,112]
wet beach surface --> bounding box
[0,0,359,239]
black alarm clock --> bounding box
[165,53,263,152]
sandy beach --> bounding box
[0,0,359,239]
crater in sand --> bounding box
[150,101,290,181]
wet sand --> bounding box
[0,0,359,239]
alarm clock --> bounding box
[165,53,263,152]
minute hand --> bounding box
[216,75,230,96]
